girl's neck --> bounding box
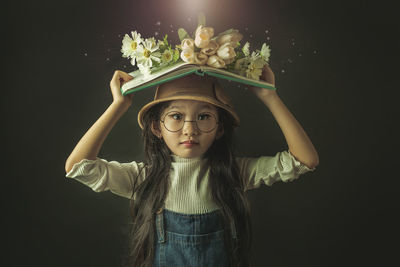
[171,154,205,162]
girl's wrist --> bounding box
[259,90,280,106]
[111,100,131,112]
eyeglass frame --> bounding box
[160,111,219,133]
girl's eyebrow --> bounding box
[166,104,214,111]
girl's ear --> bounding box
[215,124,224,140]
[151,121,162,139]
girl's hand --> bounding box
[249,64,278,99]
[110,70,134,107]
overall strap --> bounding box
[155,207,165,243]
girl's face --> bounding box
[153,100,224,158]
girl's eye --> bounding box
[168,113,183,120]
[198,114,211,120]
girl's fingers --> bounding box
[261,65,275,85]
[115,70,134,83]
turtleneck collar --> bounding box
[171,154,205,163]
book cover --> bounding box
[121,62,276,96]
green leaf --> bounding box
[173,49,180,62]
[178,28,190,41]
[163,34,169,46]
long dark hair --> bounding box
[123,101,252,267]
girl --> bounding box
[65,65,319,267]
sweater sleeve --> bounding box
[236,150,316,191]
[65,157,146,199]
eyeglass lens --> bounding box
[162,112,217,132]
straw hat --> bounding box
[137,73,240,129]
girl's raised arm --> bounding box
[249,65,319,169]
[65,70,134,173]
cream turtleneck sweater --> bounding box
[65,150,315,214]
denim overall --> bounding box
[153,207,237,267]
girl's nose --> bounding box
[182,120,199,136]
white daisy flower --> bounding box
[121,31,143,65]
[242,42,250,57]
[157,39,165,47]
[260,43,271,62]
[250,50,261,61]
[136,37,162,68]
[246,57,264,80]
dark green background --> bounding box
[3,0,397,266]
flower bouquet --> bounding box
[120,13,275,95]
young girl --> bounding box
[65,65,319,267]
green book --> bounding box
[121,62,276,96]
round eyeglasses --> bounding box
[160,111,219,133]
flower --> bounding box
[194,25,214,48]
[121,31,143,65]
[137,63,151,78]
[242,42,250,57]
[121,14,272,82]
[161,49,173,64]
[234,58,248,75]
[207,55,226,68]
[181,38,195,50]
[217,43,236,60]
[136,37,161,68]
[200,40,219,56]
[216,29,243,48]
[245,57,264,80]
[194,52,208,65]
[234,57,247,69]
[260,43,271,62]
[250,50,260,61]
[224,57,235,65]
[180,48,195,63]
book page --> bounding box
[122,62,196,90]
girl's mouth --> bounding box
[182,143,197,148]
[180,141,199,147]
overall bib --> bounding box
[153,207,237,267]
